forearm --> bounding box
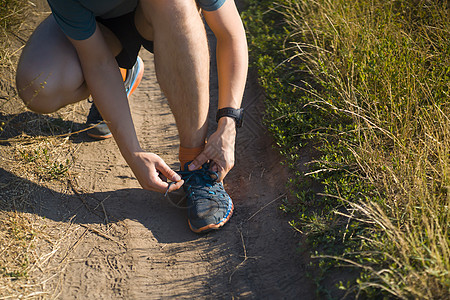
[82,58,183,191]
[216,30,248,110]
[203,0,248,111]
[79,54,142,159]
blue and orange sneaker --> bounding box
[178,163,234,233]
[86,56,145,139]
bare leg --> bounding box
[135,0,210,148]
[18,1,210,148]
[16,15,122,114]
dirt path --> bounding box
[2,1,316,298]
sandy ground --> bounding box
[1,1,316,298]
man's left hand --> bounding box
[188,117,236,182]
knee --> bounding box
[16,71,60,114]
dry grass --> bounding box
[0,0,32,105]
[9,135,78,182]
[279,0,449,298]
[243,0,450,297]
[0,1,85,298]
[0,208,82,299]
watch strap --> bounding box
[216,107,244,128]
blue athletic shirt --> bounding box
[47,0,226,40]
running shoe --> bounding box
[86,56,145,139]
[178,162,234,233]
[85,101,112,139]
[123,56,145,97]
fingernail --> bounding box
[188,164,195,171]
[174,174,181,182]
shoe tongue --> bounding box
[180,164,218,185]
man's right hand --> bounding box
[128,151,184,193]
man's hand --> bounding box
[128,151,184,193]
[189,117,236,182]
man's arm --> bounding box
[69,24,183,192]
[203,0,248,110]
[189,0,248,181]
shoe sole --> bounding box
[188,200,234,233]
[127,56,144,98]
[87,132,113,139]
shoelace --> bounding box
[164,165,219,209]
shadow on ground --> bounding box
[0,111,105,144]
[0,167,202,244]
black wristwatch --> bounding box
[216,107,244,128]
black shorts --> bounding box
[96,11,154,69]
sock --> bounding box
[179,144,205,171]
[120,68,127,81]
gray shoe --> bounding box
[86,102,112,139]
[178,162,234,233]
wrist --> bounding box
[218,116,237,132]
[119,143,144,162]
[217,117,237,144]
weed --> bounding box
[243,0,450,298]
[10,136,75,181]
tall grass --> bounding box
[243,0,449,298]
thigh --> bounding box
[16,15,85,101]
[98,11,153,69]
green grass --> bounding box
[14,139,74,180]
[242,0,449,298]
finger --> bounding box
[148,176,170,193]
[158,171,168,182]
[216,164,227,183]
[217,171,225,183]
[189,151,209,171]
[156,159,181,182]
[210,162,219,173]
[167,180,184,192]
